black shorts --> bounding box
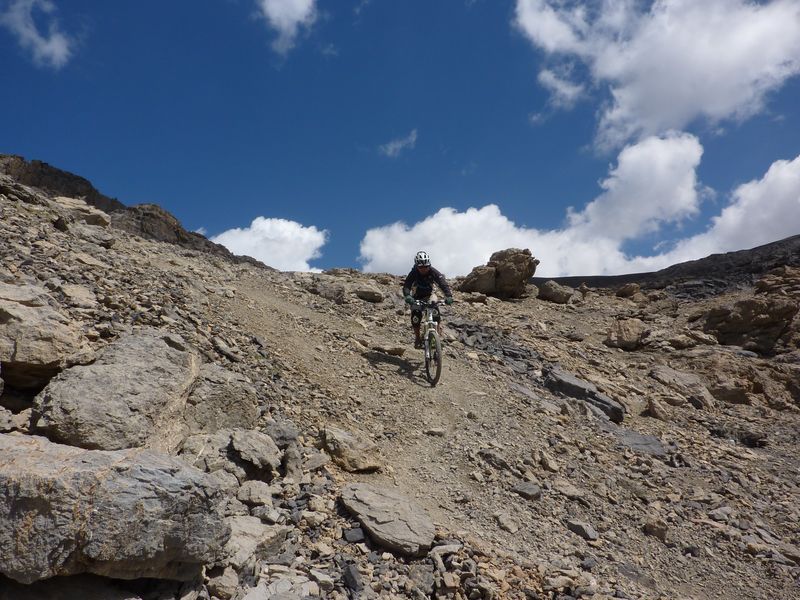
[411,297,440,325]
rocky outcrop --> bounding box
[0,282,91,390]
[341,484,435,557]
[459,249,539,298]
[702,297,798,354]
[0,433,229,584]
[32,329,199,451]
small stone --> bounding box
[495,513,519,533]
[343,564,363,592]
[344,527,366,543]
[567,520,598,541]
[511,481,542,501]
[643,517,669,542]
[310,569,335,591]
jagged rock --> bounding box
[0,282,90,390]
[262,418,300,450]
[459,248,539,298]
[605,318,648,351]
[512,481,542,501]
[58,283,98,309]
[50,195,111,227]
[649,364,715,409]
[221,516,290,570]
[237,480,274,506]
[0,433,229,584]
[207,566,240,600]
[184,364,259,434]
[341,484,435,557]
[702,297,799,354]
[537,280,575,304]
[567,520,598,541]
[179,430,246,483]
[544,365,625,423]
[32,329,199,451]
[0,574,143,600]
[322,426,382,472]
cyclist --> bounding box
[402,251,453,348]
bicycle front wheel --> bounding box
[424,330,442,386]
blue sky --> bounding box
[2,0,799,276]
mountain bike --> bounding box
[414,299,442,386]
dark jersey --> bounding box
[402,266,452,299]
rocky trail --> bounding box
[0,159,799,600]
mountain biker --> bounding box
[402,251,453,348]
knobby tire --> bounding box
[425,330,442,386]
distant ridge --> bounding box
[532,234,800,290]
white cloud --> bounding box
[537,68,584,109]
[0,0,73,68]
[194,226,208,236]
[379,129,418,158]
[360,134,800,277]
[211,216,328,271]
[515,0,800,148]
[256,0,317,55]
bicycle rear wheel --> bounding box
[424,330,442,386]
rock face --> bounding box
[537,280,575,304]
[702,297,799,354]
[341,484,435,557]
[0,433,229,584]
[32,329,199,451]
[0,282,90,390]
[459,249,539,298]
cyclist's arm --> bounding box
[432,268,452,297]
[402,269,416,297]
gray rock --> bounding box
[221,516,290,570]
[206,566,240,600]
[0,433,229,584]
[179,430,247,484]
[567,520,599,541]
[616,283,641,298]
[184,364,259,434]
[649,365,715,410]
[322,426,382,472]
[0,282,90,390]
[237,480,274,506]
[703,297,799,354]
[544,365,625,423]
[32,329,199,451]
[537,280,574,304]
[262,418,300,450]
[354,285,384,303]
[512,481,542,500]
[341,484,435,557]
[231,429,282,474]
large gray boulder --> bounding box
[0,282,90,390]
[32,329,199,451]
[341,484,435,557]
[537,280,575,304]
[0,433,230,584]
[459,249,539,299]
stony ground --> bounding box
[1,175,799,600]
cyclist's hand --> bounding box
[404,294,414,305]
[445,296,454,305]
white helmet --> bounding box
[414,251,431,267]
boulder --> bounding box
[0,433,229,584]
[308,281,346,304]
[537,280,575,304]
[184,364,259,434]
[221,516,290,570]
[604,318,648,351]
[341,484,435,557]
[459,249,539,298]
[32,329,199,451]
[230,429,282,474]
[322,426,382,472]
[354,285,384,303]
[0,282,90,390]
[702,297,799,354]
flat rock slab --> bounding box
[32,329,199,451]
[0,433,229,584]
[340,484,435,557]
